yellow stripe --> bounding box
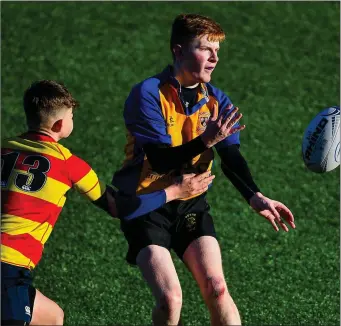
[4,171,70,206]
[74,170,105,201]
[3,138,71,160]
[53,143,72,159]
[1,214,53,244]
[1,245,36,269]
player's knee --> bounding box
[205,276,227,302]
[158,287,182,315]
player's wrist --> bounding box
[249,192,264,203]
[164,184,181,202]
[199,134,213,148]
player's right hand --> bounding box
[165,171,215,202]
[200,103,245,148]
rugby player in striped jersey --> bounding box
[1,80,215,325]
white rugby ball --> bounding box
[302,106,340,173]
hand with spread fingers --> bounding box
[249,192,296,232]
[200,103,246,148]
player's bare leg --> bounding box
[137,245,183,326]
[183,236,241,326]
[30,289,64,325]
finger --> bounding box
[222,106,238,124]
[226,112,243,129]
[194,171,212,180]
[210,103,219,121]
[278,203,295,221]
[268,217,279,232]
[228,124,246,135]
[220,113,242,134]
[200,175,215,186]
[182,173,196,180]
[217,107,228,126]
[278,220,289,232]
[195,185,209,194]
[266,211,289,232]
[269,203,281,221]
[217,105,235,127]
[263,213,279,232]
[265,202,289,232]
[275,202,296,228]
[222,104,234,116]
[207,175,215,182]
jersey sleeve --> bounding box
[66,154,106,201]
[113,189,167,220]
[124,80,172,146]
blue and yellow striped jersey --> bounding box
[113,65,240,200]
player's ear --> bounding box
[173,44,183,60]
[51,119,63,133]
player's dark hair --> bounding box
[23,80,78,128]
[170,13,225,61]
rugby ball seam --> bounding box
[321,116,340,167]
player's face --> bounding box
[61,108,74,138]
[180,35,220,85]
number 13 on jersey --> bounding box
[1,152,50,192]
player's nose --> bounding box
[209,52,219,63]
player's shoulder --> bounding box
[129,66,173,99]
[125,70,166,117]
[131,73,163,97]
[53,143,73,160]
[1,135,72,161]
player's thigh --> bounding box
[30,289,64,325]
[183,235,225,291]
[136,245,182,304]
[120,208,173,266]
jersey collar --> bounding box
[161,65,209,100]
[20,131,57,142]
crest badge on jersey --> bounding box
[197,112,211,132]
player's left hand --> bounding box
[249,192,296,232]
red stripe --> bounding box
[2,148,72,187]
[66,155,92,184]
[1,232,43,266]
[19,132,56,142]
[2,190,62,226]
[82,180,99,195]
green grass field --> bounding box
[1,1,340,325]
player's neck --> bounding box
[28,127,61,142]
[173,63,199,88]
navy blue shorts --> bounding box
[1,262,36,325]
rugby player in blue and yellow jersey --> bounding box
[1,80,215,325]
[112,14,296,325]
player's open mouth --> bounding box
[205,67,214,72]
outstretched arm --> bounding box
[218,145,295,232]
[217,144,260,202]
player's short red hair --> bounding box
[170,13,226,60]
